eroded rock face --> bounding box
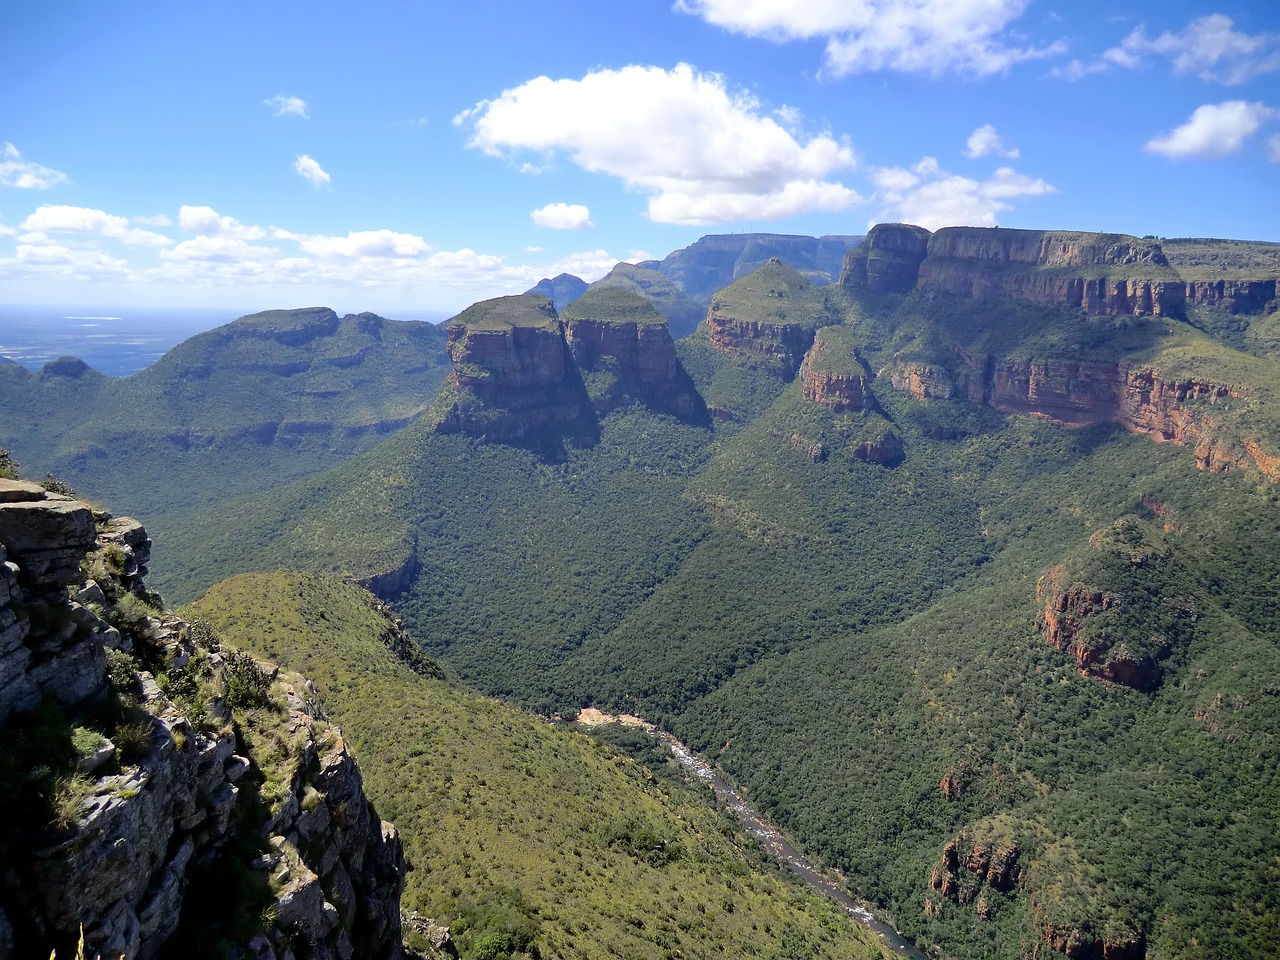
[0,494,406,960]
[1184,278,1276,313]
[563,289,709,423]
[705,261,823,379]
[846,224,1185,316]
[436,294,597,452]
[840,223,931,294]
[798,327,869,413]
[707,314,815,378]
[886,353,1277,479]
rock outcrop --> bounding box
[844,225,1186,317]
[562,288,709,424]
[0,484,406,960]
[926,822,1021,923]
[706,260,830,379]
[434,294,598,455]
[886,353,1277,479]
[1183,278,1276,313]
[798,327,870,412]
[840,223,931,294]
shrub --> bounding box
[40,473,77,498]
[0,447,17,480]
[223,651,274,710]
[113,717,154,764]
[49,774,95,830]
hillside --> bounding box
[190,571,894,960]
[0,307,450,543]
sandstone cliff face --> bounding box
[705,260,826,379]
[926,826,1020,923]
[845,224,1186,316]
[797,327,869,413]
[0,484,405,960]
[563,288,709,423]
[840,223,931,294]
[886,351,1274,478]
[436,294,597,454]
[1183,278,1276,313]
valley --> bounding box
[3,225,1279,960]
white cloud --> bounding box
[530,202,594,230]
[964,124,1020,159]
[1145,101,1275,159]
[524,245,544,253]
[265,95,309,118]
[297,229,431,258]
[295,154,331,188]
[20,205,171,247]
[1268,134,1280,163]
[457,63,860,225]
[7,243,130,277]
[870,158,1054,230]
[675,0,1064,77]
[132,213,173,227]
[178,205,267,239]
[0,143,69,189]
[161,235,278,263]
[1058,15,1280,85]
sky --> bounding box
[2,0,1278,316]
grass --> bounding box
[189,571,894,960]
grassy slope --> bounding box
[189,572,893,960]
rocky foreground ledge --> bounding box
[0,478,406,960]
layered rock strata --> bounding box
[563,288,709,423]
[0,484,405,960]
[887,356,1274,478]
[844,224,1185,317]
[705,260,824,379]
[435,294,597,453]
[798,327,870,412]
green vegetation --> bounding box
[1163,237,1280,280]
[561,285,668,326]
[587,262,705,338]
[448,293,560,332]
[190,571,893,960]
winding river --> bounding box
[657,732,930,959]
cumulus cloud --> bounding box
[675,0,1064,77]
[870,157,1054,230]
[295,155,331,188]
[20,205,171,247]
[530,203,594,230]
[297,229,432,258]
[1057,14,1280,85]
[161,235,279,263]
[964,124,1020,159]
[1145,101,1275,159]
[265,95,309,118]
[457,63,860,225]
[0,143,69,189]
[178,205,267,239]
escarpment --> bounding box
[887,352,1275,478]
[0,482,406,960]
[798,326,870,412]
[845,225,1186,317]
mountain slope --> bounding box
[190,571,895,960]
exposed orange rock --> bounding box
[797,327,869,412]
[1184,278,1276,313]
[706,310,815,378]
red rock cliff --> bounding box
[798,327,869,412]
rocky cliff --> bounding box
[0,480,405,960]
[587,262,706,339]
[886,352,1276,479]
[705,259,833,379]
[797,326,870,412]
[844,224,1186,317]
[434,294,598,456]
[561,287,709,423]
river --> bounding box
[657,732,931,959]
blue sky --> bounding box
[2,0,1278,315]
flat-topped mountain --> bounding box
[844,223,1279,319]
[649,232,864,301]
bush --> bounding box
[40,474,76,498]
[113,717,154,764]
[0,447,17,480]
[223,651,274,710]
